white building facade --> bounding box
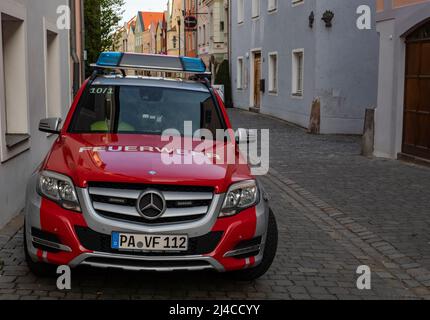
[0,0,73,227]
[230,0,379,134]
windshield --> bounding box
[68,84,225,138]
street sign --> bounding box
[184,16,198,30]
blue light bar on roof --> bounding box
[96,52,123,67]
[93,52,208,74]
[180,57,207,73]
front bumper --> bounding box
[25,174,270,272]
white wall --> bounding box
[0,0,71,228]
[231,0,379,135]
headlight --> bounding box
[37,171,81,212]
[220,180,259,217]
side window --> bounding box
[268,52,278,94]
[69,86,117,132]
[237,0,244,24]
[237,57,244,89]
[0,12,30,162]
[45,29,61,118]
[201,96,223,135]
[292,49,304,96]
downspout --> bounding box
[69,0,80,97]
[183,0,186,55]
[80,0,86,81]
[228,0,231,69]
[178,19,181,56]
[228,0,233,107]
[195,0,198,57]
[165,21,168,54]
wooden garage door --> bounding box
[403,21,430,159]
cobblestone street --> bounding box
[1,109,430,300]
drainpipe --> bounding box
[228,0,233,107]
[195,0,198,57]
[184,0,186,56]
[178,18,182,56]
[80,0,86,81]
[228,0,231,70]
[69,0,80,97]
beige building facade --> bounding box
[167,0,183,56]
[374,0,430,160]
[197,0,229,69]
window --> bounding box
[198,26,202,46]
[237,0,244,24]
[268,53,278,94]
[203,24,206,44]
[237,57,244,89]
[69,85,225,139]
[252,0,260,18]
[1,12,29,155]
[45,30,61,118]
[268,0,277,12]
[292,49,304,96]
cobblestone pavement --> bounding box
[1,109,430,300]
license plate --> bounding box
[111,232,188,252]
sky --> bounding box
[121,0,169,24]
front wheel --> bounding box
[229,209,278,281]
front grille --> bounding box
[89,182,214,193]
[75,226,223,256]
[83,257,212,270]
[87,182,215,225]
[97,211,205,225]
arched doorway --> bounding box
[403,20,430,159]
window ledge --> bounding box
[6,133,31,149]
[291,93,304,99]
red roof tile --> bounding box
[140,12,165,30]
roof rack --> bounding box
[91,52,211,77]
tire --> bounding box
[228,209,278,281]
[24,223,56,277]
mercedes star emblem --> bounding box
[136,190,167,220]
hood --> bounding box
[44,134,252,193]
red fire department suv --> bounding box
[24,53,278,280]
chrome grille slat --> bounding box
[88,184,214,224]
[89,187,141,199]
[93,202,141,217]
[89,187,213,201]
[163,206,208,218]
[93,202,209,218]
[164,192,213,201]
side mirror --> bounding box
[39,118,62,134]
[236,128,257,144]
